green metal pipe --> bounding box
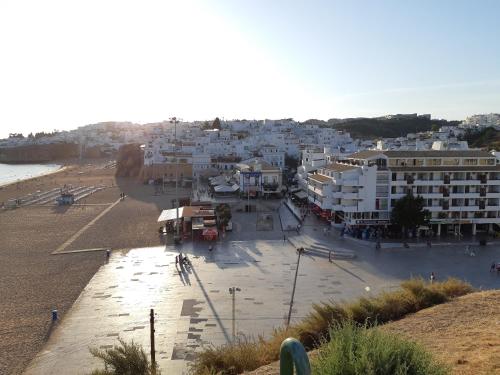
[280,338,311,375]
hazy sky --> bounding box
[1,0,499,138]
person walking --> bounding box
[430,272,435,283]
[491,262,496,272]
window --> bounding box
[427,158,442,166]
[463,158,478,166]
[443,158,459,166]
[480,158,495,165]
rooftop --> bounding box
[322,163,359,172]
[309,174,332,183]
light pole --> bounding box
[170,117,181,242]
[229,286,241,342]
[287,247,305,327]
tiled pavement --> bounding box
[24,204,500,375]
[25,240,384,375]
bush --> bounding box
[87,339,160,375]
[312,322,449,375]
[192,278,473,375]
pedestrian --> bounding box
[329,250,332,262]
[106,249,110,261]
[490,262,496,272]
[430,272,435,283]
[283,234,286,244]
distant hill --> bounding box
[303,117,460,139]
[460,127,500,150]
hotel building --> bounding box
[307,150,500,236]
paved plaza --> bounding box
[24,204,500,375]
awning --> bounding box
[293,191,308,200]
[214,184,239,193]
[157,207,185,222]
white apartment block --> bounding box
[307,150,500,236]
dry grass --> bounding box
[383,289,500,375]
[191,278,474,375]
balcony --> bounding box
[412,179,444,186]
[342,192,359,200]
[343,179,361,186]
[342,205,359,212]
[262,183,280,192]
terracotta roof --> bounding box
[309,174,332,183]
[323,163,359,172]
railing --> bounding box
[280,338,311,375]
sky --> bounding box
[0,0,499,138]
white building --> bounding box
[307,150,500,236]
[235,158,283,197]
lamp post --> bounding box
[170,117,181,242]
[229,286,241,342]
[287,247,305,327]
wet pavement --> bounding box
[23,203,500,375]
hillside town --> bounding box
[2,114,500,238]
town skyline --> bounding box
[1,0,499,139]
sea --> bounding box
[0,163,62,187]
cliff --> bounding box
[0,143,79,163]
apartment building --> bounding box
[235,158,283,197]
[307,150,500,236]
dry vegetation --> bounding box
[191,278,475,375]
[383,289,500,375]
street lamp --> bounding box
[229,286,241,342]
[286,247,305,327]
[170,117,181,243]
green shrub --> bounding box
[87,339,160,375]
[312,322,449,375]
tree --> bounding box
[212,117,221,130]
[215,203,232,228]
[431,124,440,132]
[390,193,429,236]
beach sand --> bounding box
[0,159,189,375]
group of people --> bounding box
[175,252,190,268]
[119,192,126,200]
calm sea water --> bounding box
[0,163,62,186]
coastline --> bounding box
[0,159,169,375]
[0,163,67,189]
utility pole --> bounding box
[170,117,181,242]
[287,247,305,327]
[150,309,156,370]
[229,287,241,342]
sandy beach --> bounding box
[0,159,188,375]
